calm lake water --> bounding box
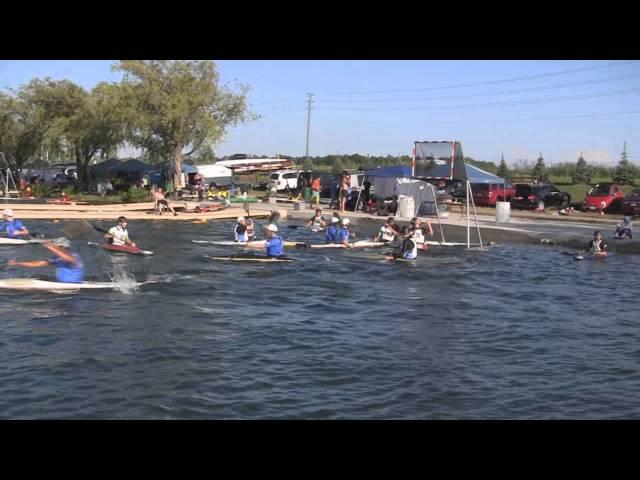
[1,218,639,419]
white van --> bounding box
[269,169,301,192]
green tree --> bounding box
[19,78,126,190]
[572,152,591,185]
[0,92,43,169]
[496,153,510,179]
[114,60,254,189]
[531,153,549,183]
[303,157,314,171]
[332,156,344,174]
[614,142,636,186]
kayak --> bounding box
[575,251,609,261]
[205,254,296,263]
[192,240,307,248]
[194,203,226,213]
[1,237,68,246]
[309,241,386,249]
[0,278,123,291]
[311,226,325,233]
[88,241,154,256]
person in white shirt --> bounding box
[104,216,136,247]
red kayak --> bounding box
[88,241,154,256]
[195,203,226,213]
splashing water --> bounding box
[107,270,140,294]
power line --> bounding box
[317,61,638,96]
[314,87,640,112]
[314,73,640,104]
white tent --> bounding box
[196,164,233,186]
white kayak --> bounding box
[192,239,307,248]
[0,237,69,246]
[309,241,386,249]
[424,241,484,247]
[0,278,124,291]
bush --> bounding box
[62,184,77,195]
[31,183,55,198]
[118,186,151,203]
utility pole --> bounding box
[305,93,314,162]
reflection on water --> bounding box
[0,219,639,419]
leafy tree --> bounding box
[303,157,314,171]
[0,92,43,169]
[114,60,254,188]
[572,153,591,185]
[332,156,344,174]
[531,153,549,183]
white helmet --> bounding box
[342,218,350,225]
[266,224,278,232]
[3,208,13,217]
[331,217,340,223]
[237,216,245,223]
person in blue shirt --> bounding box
[264,224,284,257]
[325,216,340,243]
[7,238,84,283]
[338,218,353,248]
[0,209,29,238]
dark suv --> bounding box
[511,183,571,210]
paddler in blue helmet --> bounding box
[7,238,84,283]
[264,224,284,257]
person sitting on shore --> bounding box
[306,209,327,231]
[326,217,340,244]
[8,239,84,283]
[588,230,608,255]
[614,216,633,239]
[0,209,30,238]
[153,187,178,216]
[104,216,136,247]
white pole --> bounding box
[469,183,484,250]
[430,183,446,243]
[466,180,470,249]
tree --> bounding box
[114,60,254,189]
[332,156,344,174]
[19,78,127,191]
[572,152,591,185]
[614,142,636,186]
[496,153,510,180]
[0,92,43,169]
[531,153,549,183]
[303,157,314,171]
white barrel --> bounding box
[496,201,511,223]
[397,195,415,218]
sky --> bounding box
[1,60,638,165]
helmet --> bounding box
[331,217,340,223]
[57,238,71,249]
[266,224,278,232]
[342,218,350,225]
[237,216,245,223]
[3,208,13,217]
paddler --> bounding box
[246,217,256,240]
[409,217,434,250]
[387,226,418,261]
[264,224,284,257]
[326,216,340,244]
[7,238,84,283]
[234,217,249,242]
[0,209,30,238]
[338,218,353,248]
[588,230,608,255]
[375,217,399,243]
[306,208,327,230]
[104,216,136,247]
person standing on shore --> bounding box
[339,172,351,212]
[310,176,322,208]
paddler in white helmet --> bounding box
[264,224,284,257]
[1,208,30,238]
[338,218,353,248]
[326,216,340,244]
[7,238,84,283]
[234,216,248,242]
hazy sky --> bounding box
[1,60,638,165]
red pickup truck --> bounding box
[472,182,516,207]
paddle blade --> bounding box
[62,220,96,240]
[268,210,281,224]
